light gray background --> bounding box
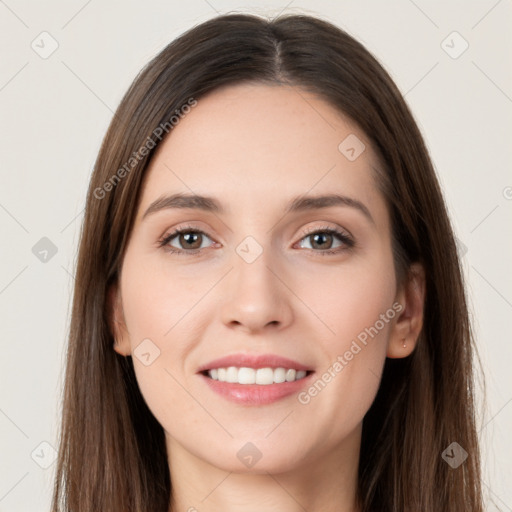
[1,1,511,510]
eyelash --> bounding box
[157,224,355,257]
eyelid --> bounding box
[299,223,353,240]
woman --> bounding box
[51,12,484,512]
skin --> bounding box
[110,83,425,512]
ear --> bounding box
[387,262,426,358]
[107,283,132,357]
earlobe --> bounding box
[387,262,426,359]
[107,284,131,357]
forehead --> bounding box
[139,83,385,220]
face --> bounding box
[111,83,419,475]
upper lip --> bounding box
[197,353,314,373]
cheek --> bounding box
[120,250,203,350]
[120,285,203,447]
[117,254,193,412]
[296,252,396,415]
[301,248,396,352]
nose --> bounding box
[220,249,294,334]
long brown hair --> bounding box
[51,12,484,511]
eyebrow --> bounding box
[142,192,375,225]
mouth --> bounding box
[200,367,313,385]
[197,353,315,405]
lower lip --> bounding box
[199,372,315,405]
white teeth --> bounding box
[273,367,286,383]
[226,366,238,383]
[207,366,309,384]
[285,369,296,382]
[238,367,256,384]
[255,367,273,385]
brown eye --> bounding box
[309,232,335,250]
[159,228,215,255]
[176,231,203,250]
[297,227,354,255]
